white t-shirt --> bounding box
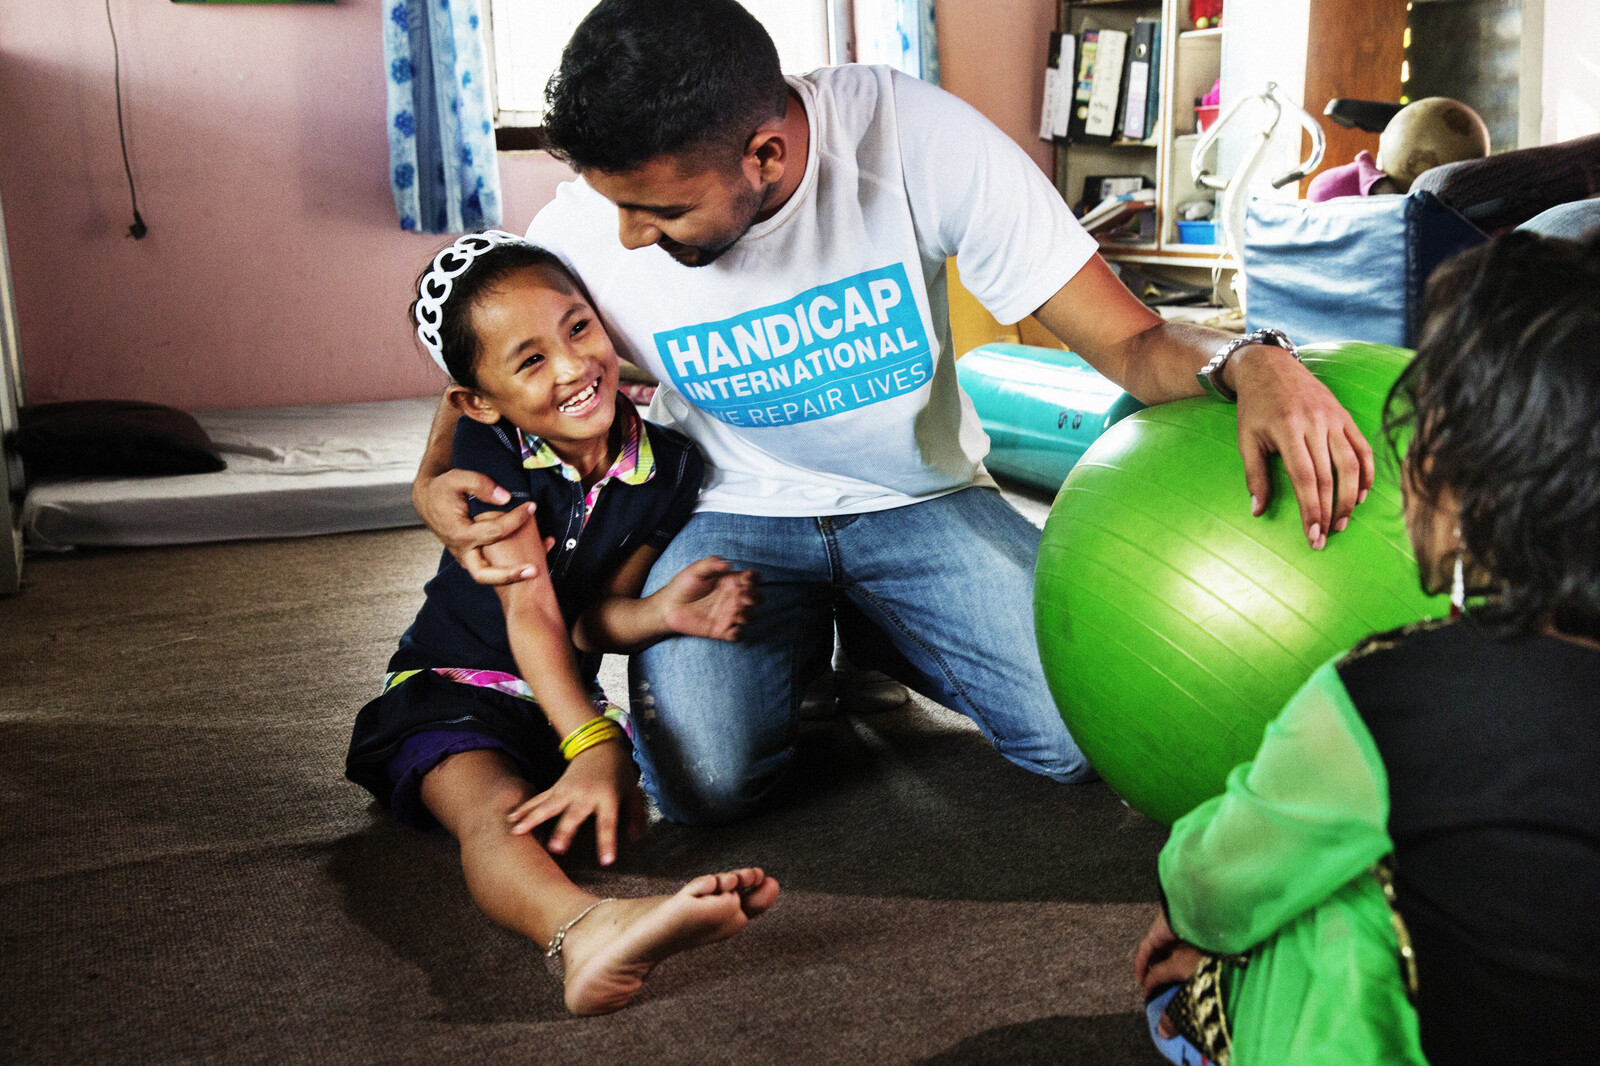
[526,64,1098,517]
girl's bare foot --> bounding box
[557,867,780,1015]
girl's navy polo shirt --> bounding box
[389,398,705,682]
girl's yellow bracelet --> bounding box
[558,716,625,761]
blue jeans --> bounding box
[629,486,1094,825]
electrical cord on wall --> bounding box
[105,0,147,239]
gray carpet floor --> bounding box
[0,492,1169,1065]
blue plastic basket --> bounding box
[1176,220,1218,244]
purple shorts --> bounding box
[385,730,543,832]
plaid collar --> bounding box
[516,395,655,489]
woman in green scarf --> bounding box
[1134,231,1600,1066]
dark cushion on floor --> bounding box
[12,400,227,479]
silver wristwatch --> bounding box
[1197,327,1300,403]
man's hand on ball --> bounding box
[1228,344,1375,549]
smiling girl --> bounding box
[345,231,775,1016]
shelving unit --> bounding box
[1052,0,1407,272]
[1055,0,1228,267]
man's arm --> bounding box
[412,392,537,584]
[1031,256,1375,549]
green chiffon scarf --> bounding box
[1159,658,1430,1066]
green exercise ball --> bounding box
[1034,341,1446,826]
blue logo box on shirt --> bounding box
[652,263,934,428]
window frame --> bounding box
[483,0,855,152]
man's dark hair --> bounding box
[542,0,789,174]
[1384,231,1600,640]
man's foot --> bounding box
[837,664,911,714]
[557,868,780,1015]
[799,665,910,719]
[798,667,839,720]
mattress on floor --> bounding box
[21,397,440,549]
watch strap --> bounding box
[1197,328,1300,404]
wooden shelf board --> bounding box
[1097,246,1239,269]
[1061,139,1159,150]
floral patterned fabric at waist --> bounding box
[383,667,631,739]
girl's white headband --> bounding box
[414,229,528,376]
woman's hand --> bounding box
[414,468,539,585]
[505,741,646,865]
[1135,910,1204,992]
[658,556,761,642]
[1135,909,1206,1038]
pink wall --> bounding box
[0,0,573,410]
[937,0,1058,175]
[0,0,1049,411]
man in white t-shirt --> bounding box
[414,0,1375,825]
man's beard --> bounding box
[660,234,738,267]
[661,180,768,268]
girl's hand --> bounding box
[658,556,761,642]
[505,741,646,865]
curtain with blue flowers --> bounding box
[383,0,502,234]
[855,0,938,85]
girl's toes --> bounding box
[682,873,722,897]
[740,876,780,917]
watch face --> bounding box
[1251,328,1298,357]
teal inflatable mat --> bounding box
[956,343,1144,492]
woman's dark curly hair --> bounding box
[1383,230,1600,641]
[409,241,584,392]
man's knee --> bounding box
[1002,742,1099,785]
[630,666,790,826]
[639,739,785,825]
[990,707,1100,785]
[1043,749,1100,784]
